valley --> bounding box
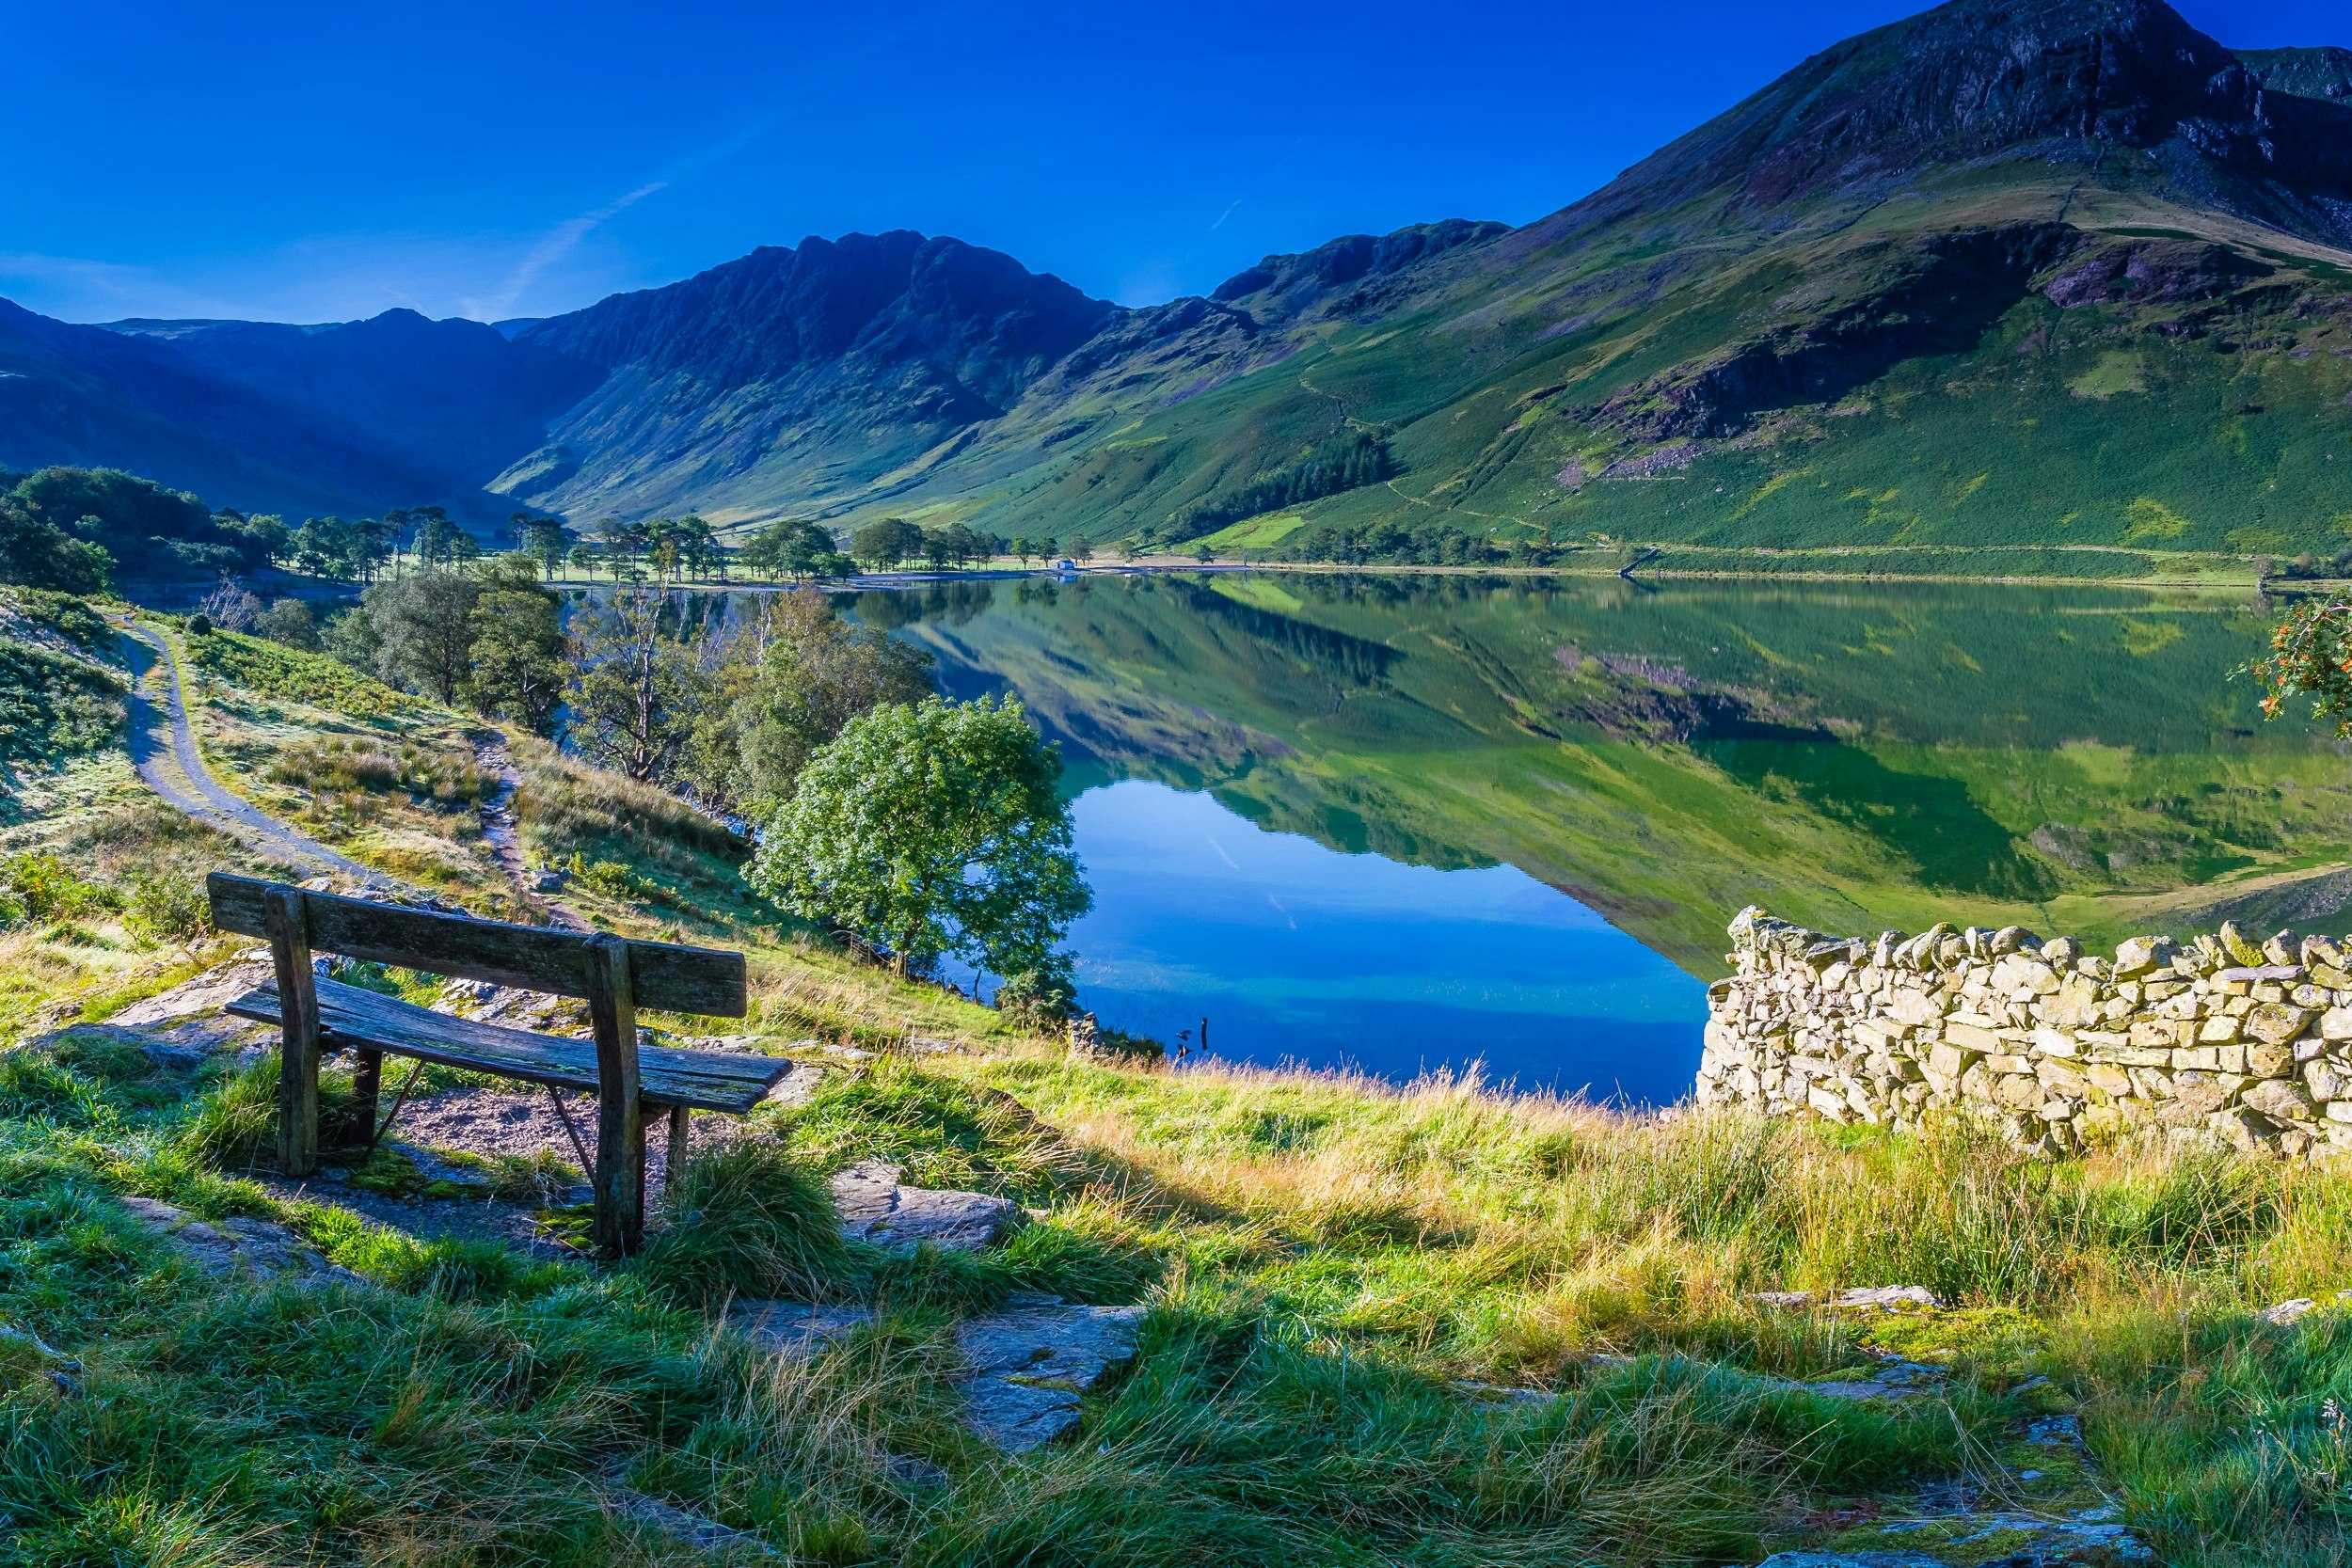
[3,0,2350,574]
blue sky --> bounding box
[0,0,2340,325]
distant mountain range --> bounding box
[8,0,2352,560]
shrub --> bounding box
[122,872,213,944]
[0,853,118,926]
[994,968,1077,1029]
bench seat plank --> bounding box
[227,975,790,1116]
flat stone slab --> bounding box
[725,1300,878,1357]
[728,1295,1146,1452]
[107,960,275,1028]
[119,1196,364,1285]
[830,1160,1023,1252]
[1800,1358,1947,1402]
[610,1488,772,1558]
[954,1303,1146,1450]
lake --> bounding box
[826,572,2352,1096]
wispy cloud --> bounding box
[457,179,668,322]
[1208,198,1243,232]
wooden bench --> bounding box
[206,872,789,1257]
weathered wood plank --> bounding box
[206,874,747,1017]
[227,976,789,1115]
[264,884,322,1177]
[587,933,644,1259]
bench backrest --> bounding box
[205,872,747,1018]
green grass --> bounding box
[0,1007,2344,1565]
[179,625,409,718]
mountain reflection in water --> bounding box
[807,571,2352,1092]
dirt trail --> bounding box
[118,625,390,885]
[469,730,590,930]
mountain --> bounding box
[8,0,2352,562]
[0,300,469,520]
[106,310,600,487]
[496,230,1121,520]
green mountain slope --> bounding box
[856,0,2352,561]
[14,0,2352,562]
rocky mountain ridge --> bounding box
[3,0,2349,555]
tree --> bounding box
[0,498,110,593]
[747,696,1090,983]
[2246,596,2352,735]
[362,567,479,704]
[568,541,603,580]
[1071,536,1094,566]
[568,589,696,782]
[743,517,849,580]
[395,505,468,570]
[469,555,567,733]
[256,598,321,650]
[850,516,922,571]
[513,514,571,579]
[696,589,933,812]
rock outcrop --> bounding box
[827,1160,1025,1252]
[1700,907,2352,1157]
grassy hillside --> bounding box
[0,683,2343,1560]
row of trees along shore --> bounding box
[198,557,1091,1012]
[0,465,1152,595]
[0,462,1638,593]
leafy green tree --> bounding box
[469,555,568,733]
[568,541,603,580]
[512,513,571,579]
[360,566,479,704]
[675,515,723,580]
[256,598,321,650]
[1070,536,1094,566]
[568,589,696,782]
[747,695,1090,982]
[850,516,922,571]
[391,505,468,570]
[692,589,932,812]
[742,518,838,579]
[0,499,110,593]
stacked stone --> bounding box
[1696,906,2352,1158]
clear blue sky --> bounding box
[0,0,2339,325]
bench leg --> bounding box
[585,935,644,1259]
[667,1104,691,1185]
[350,1049,383,1148]
[262,886,321,1178]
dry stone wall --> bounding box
[1698,907,2352,1158]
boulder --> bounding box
[118,1196,364,1285]
[829,1160,1025,1252]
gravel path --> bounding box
[118,623,391,885]
[469,730,589,929]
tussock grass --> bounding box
[266,735,500,808]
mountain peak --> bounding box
[1568,0,2352,230]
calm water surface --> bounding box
[818,573,2351,1095]
[1058,780,1702,1100]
